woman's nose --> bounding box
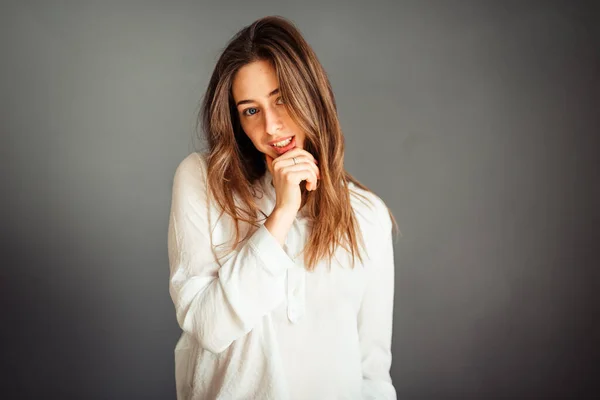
[264,107,283,135]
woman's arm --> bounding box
[167,153,295,354]
[358,207,397,399]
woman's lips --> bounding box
[271,135,296,155]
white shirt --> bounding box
[167,152,396,400]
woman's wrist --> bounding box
[264,207,297,246]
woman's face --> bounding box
[231,59,305,159]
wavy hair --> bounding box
[199,15,398,270]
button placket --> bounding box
[286,265,306,323]
[285,218,307,324]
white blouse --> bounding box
[167,152,396,399]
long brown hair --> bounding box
[199,15,398,271]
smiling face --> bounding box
[231,59,305,159]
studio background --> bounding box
[2,1,598,398]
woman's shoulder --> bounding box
[172,152,209,184]
[175,151,207,174]
[348,181,392,235]
[170,152,211,202]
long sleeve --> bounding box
[167,153,296,354]
[358,208,397,399]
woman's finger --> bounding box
[272,155,315,171]
[286,169,318,189]
[272,148,317,165]
[279,161,320,180]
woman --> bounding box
[168,15,398,399]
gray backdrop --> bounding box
[2,0,598,398]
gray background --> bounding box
[2,0,598,398]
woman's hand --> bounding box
[266,148,320,216]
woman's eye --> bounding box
[276,97,284,105]
[243,107,258,116]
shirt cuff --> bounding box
[248,224,296,276]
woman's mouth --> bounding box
[270,135,296,155]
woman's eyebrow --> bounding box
[236,88,280,107]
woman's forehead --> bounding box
[232,60,279,102]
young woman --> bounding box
[168,15,398,400]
